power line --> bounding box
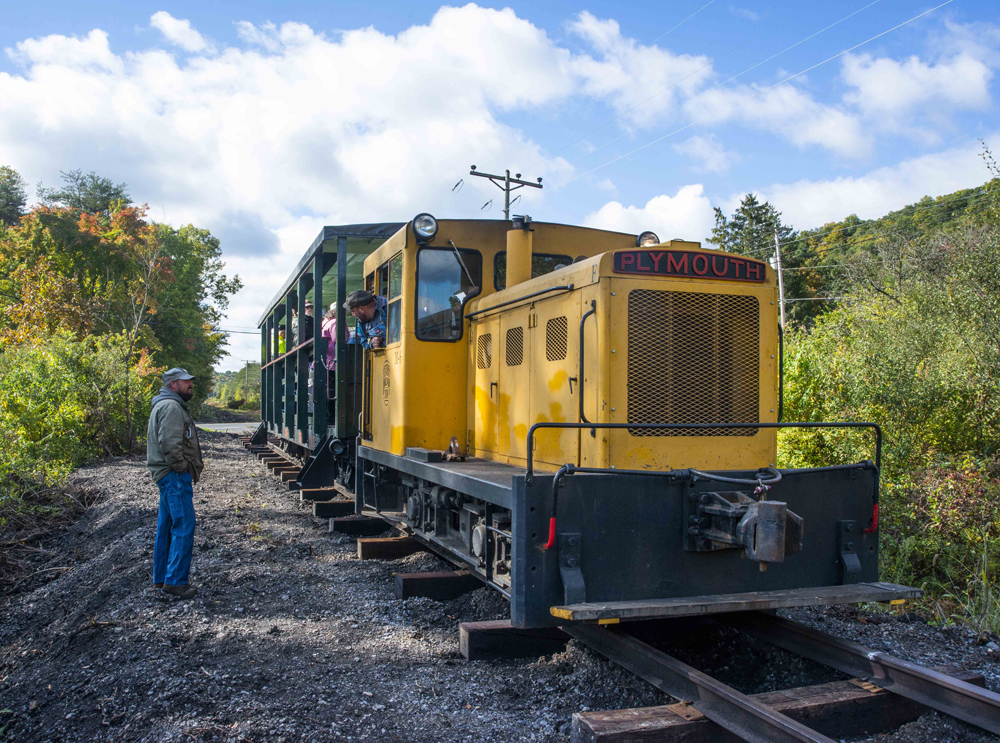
[146,320,260,335]
[554,0,870,172]
[556,0,954,189]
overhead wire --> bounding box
[547,0,867,172]
[554,0,955,189]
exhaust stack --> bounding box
[506,215,533,288]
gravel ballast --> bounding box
[0,431,996,742]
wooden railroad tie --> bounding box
[279,470,301,482]
[571,667,986,743]
[329,516,390,537]
[394,571,483,601]
[313,500,355,519]
[300,487,341,503]
[459,620,569,661]
[356,535,424,561]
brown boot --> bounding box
[162,584,198,599]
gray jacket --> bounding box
[146,387,204,485]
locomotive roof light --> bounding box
[636,231,660,247]
[412,213,438,243]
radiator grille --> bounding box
[546,317,568,361]
[627,290,759,436]
[477,333,492,369]
[505,327,523,366]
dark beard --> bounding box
[179,390,194,401]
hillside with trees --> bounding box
[0,167,241,535]
[208,364,262,409]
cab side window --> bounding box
[386,253,402,346]
[416,248,482,341]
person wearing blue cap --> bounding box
[146,367,204,600]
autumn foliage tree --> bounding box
[0,167,241,511]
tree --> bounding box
[708,193,795,257]
[0,165,28,226]
[38,169,131,216]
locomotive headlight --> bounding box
[412,213,438,243]
[636,231,660,247]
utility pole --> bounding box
[244,359,254,403]
[773,229,787,328]
[469,166,543,220]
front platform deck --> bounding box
[550,582,923,623]
[358,445,519,506]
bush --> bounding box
[0,332,160,525]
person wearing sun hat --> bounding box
[146,367,203,600]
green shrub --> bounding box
[0,332,160,524]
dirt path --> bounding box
[0,433,996,742]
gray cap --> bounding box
[344,289,377,310]
[163,367,195,384]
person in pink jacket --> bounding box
[321,303,337,371]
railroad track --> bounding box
[238,433,1000,743]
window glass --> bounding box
[387,300,401,345]
[377,264,389,298]
[388,253,403,300]
[494,252,573,290]
[416,248,482,341]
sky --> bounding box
[1,0,998,370]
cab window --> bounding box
[494,252,573,290]
[386,253,402,345]
[416,248,482,341]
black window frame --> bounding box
[414,246,483,343]
[493,251,573,291]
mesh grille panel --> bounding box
[505,327,523,366]
[477,334,492,369]
[545,317,568,361]
[627,290,759,436]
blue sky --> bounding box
[1,1,997,368]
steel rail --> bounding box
[565,624,837,743]
[722,611,1000,735]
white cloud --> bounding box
[150,11,214,53]
[6,29,121,72]
[584,184,717,244]
[684,83,870,158]
[841,52,992,124]
[754,135,999,230]
[672,134,739,173]
[567,11,713,129]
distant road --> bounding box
[197,422,257,433]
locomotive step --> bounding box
[551,582,923,623]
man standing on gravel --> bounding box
[147,368,204,600]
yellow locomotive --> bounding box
[259,214,917,628]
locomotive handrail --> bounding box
[525,420,882,536]
[525,420,881,481]
[778,323,784,422]
[578,299,597,433]
[465,284,574,321]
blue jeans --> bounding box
[153,471,195,586]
